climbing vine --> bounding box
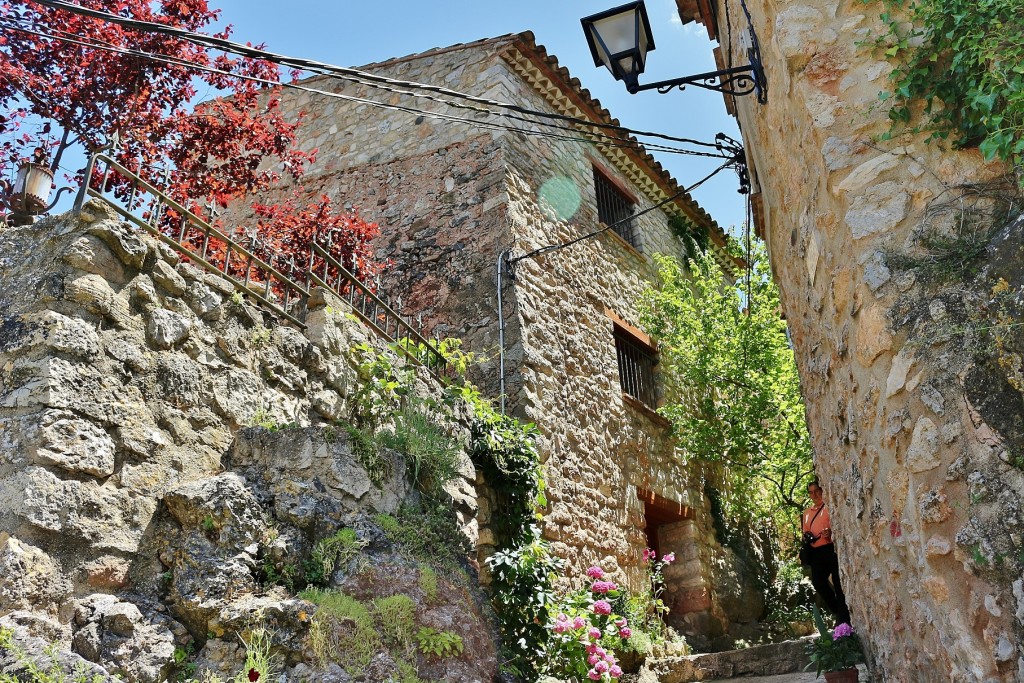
[874,0,1024,174]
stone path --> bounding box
[704,664,870,682]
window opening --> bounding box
[594,166,637,248]
[614,324,658,410]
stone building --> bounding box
[680,0,1024,679]
[253,32,763,648]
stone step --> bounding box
[640,638,813,682]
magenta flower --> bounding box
[595,660,610,674]
[586,643,599,655]
[586,566,605,579]
[592,600,612,615]
[553,621,570,634]
[573,616,587,629]
[833,623,854,639]
[592,580,618,594]
[588,653,600,665]
[610,665,623,678]
[588,626,601,640]
[642,548,655,563]
[588,670,601,681]
[662,552,675,564]
[619,627,632,639]
[614,618,627,628]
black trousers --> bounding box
[808,543,851,625]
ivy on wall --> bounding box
[874,0,1024,173]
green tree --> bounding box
[639,242,813,544]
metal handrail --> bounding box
[75,151,449,376]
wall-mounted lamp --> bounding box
[4,149,73,225]
[581,0,767,103]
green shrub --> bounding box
[373,595,417,649]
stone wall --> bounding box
[0,204,491,681]
[708,0,1024,679]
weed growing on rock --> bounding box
[417,567,439,604]
[414,627,464,660]
[373,503,470,574]
[299,590,381,670]
[373,595,416,649]
[305,528,367,587]
[0,627,105,683]
[377,401,460,492]
[343,424,391,487]
[394,659,428,683]
[250,326,272,348]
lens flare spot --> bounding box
[538,176,581,222]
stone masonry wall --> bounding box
[713,0,1024,679]
[0,203,486,681]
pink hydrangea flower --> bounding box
[662,552,675,564]
[588,627,601,640]
[595,646,606,658]
[614,618,627,628]
[586,643,599,655]
[592,600,612,615]
[573,616,587,629]
[588,653,601,665]
[595,660,610,674]
[610,665,623,678]
[586,566,605,579]
[619,627,632,639]
[592,580,618,594]
[833,623,854,639]
[553,621,570,634]
[588,670,601,681]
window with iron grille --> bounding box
[594,166,638,248]
[614,324,658,411]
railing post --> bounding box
[73,152,100,214]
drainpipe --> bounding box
[496,248,511,415]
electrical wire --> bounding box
[509,157,735,266]
[26,0,728,152]
[0,19,735,161]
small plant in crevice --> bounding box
[418,566,439,605]
[415,627,464,660]
[0,626,106,683]
[373,503,471,574]
[350,341,415,429]
[173,643,197,682]
[343,423,391,488]
[300,590,380,671]
[304,528,367,588]
[373,595,416,650]
[376,400,461,493]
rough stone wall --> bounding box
[709,0,1024,679]
[0,203,490,681]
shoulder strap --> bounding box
[803,505,824,532]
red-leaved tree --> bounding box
[0,0,383,283]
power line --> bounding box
[509,158,735,267]
[0,19,734,162]
[26,0,728,152]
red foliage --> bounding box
[0,0,310,209]
[250,193,386,284]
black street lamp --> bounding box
[581,0,767,103]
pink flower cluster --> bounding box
[584,642,623,680]
[592,580,618,594]
[586,565,605,579]
[642,548,676,564]
[832,623,854,640]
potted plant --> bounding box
[805,606,863,682]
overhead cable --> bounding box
[0,19,733,161]
[27,0,726,152]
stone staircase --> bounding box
[627,639,872,682]
[630,638,814,682]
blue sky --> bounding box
[210,0,747,232]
